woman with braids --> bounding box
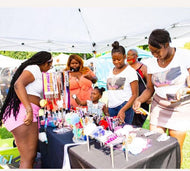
[133,29,190,164]
[0,51,53,168]
[107,41,138,124]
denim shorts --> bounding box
[108,101,134,124]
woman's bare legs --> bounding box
[11,122,38,168]
[169,129,186,164]
[150,124,186,165]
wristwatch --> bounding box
[72,94,77,99]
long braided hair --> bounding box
[0,51,52,126]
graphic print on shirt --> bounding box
[152,66,181,87]
[87,101,104,116]
[107,77,126,90]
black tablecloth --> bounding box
[69,128,181,169]
[39,127,74,168]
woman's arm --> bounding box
[133,74,155,112]
[83,69,98,84]
[14,70,35,125]
[141,64,152,104]
[72,94,87,106]
[84,74,97,84]
[102,104,109,116]
[141,64,148,82]
[117,80,138,122]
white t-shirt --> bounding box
[107,65,138,108]
[147,48,190,98]
[24,65,43,98]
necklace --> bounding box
[158,48,175,65]
[114,64,127,74]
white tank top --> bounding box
[24,65,43,98]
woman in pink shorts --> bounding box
[0,51,53,168]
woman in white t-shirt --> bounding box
[0,51,53,168]
[133,29,190,164]
[107,41,138,124]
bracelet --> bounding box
[26,107,33,113]
[26,110,33,114]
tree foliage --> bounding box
[0,51,93,60]
[138,45,149,51]
[2,41,190,61]
[184,42,190,50]
[0,51,35,60]
[64,53,93,60]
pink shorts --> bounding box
[3,103,40,132]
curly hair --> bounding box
[64,54,90,74]
[94,86,105,96]
[0,51,52,126]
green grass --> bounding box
[181,131,190,169]
[0,126,13,139]
[0,126,19,169]
[0,138,14,148]
[142,118,150,130]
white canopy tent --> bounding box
[0,5,190,53]
[0,54,24,68]
[53,54,69,66]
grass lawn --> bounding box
[0,126,13,139]
[0,120,190,169]
[181,131,190,169]
[0,126,18,169]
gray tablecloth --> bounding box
[69,128,180,169]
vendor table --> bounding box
[39,127,74,168]
[69,128,180,169]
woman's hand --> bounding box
[84,74,93,80]
[24,111,33,126]
[176,87,190,101]
[84,74,97,83]
[117,109,125,123]
[132,98,142,114]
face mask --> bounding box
[127,59,136,64]
[70,67,80,72]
